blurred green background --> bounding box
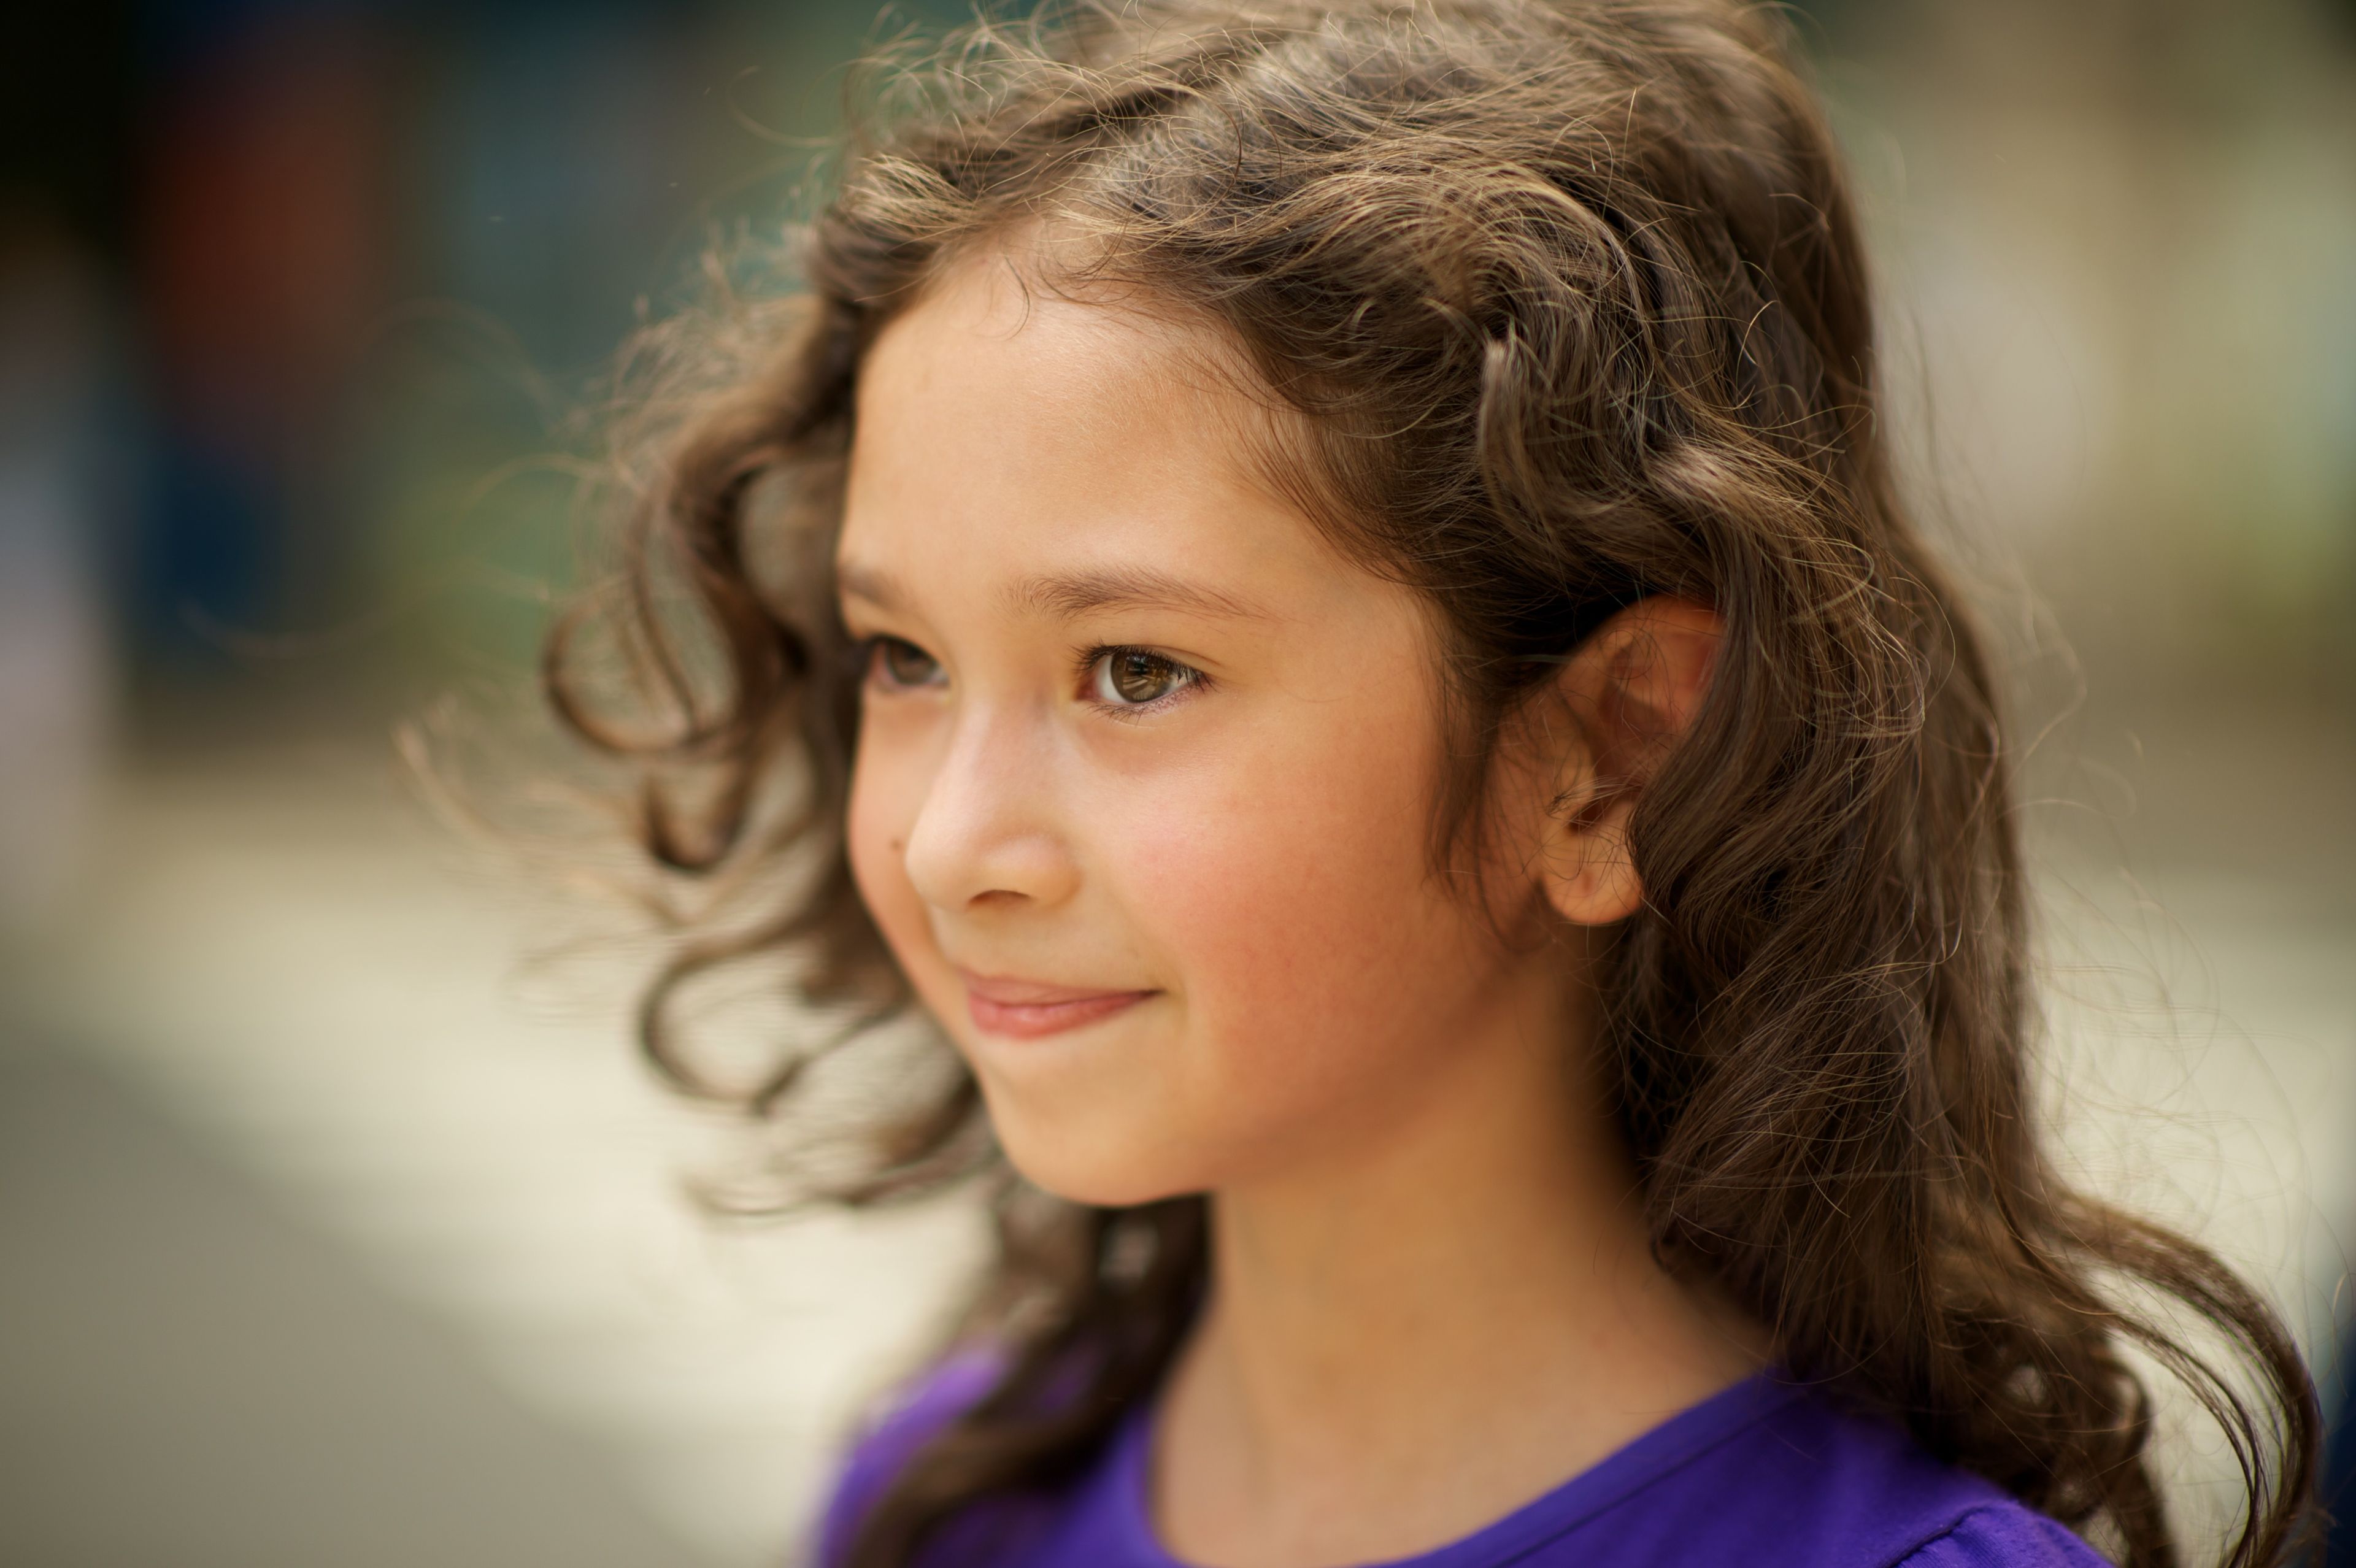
[0,2,2350,1565]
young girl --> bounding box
[545,1,2319,1564]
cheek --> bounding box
[845,723,940,980]
[1119,708,1495,1128]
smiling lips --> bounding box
[961,972,1157,1039]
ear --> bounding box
[1534,596,1722,926]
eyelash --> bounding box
[1074,644,1213,719]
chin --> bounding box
[984,1090,1211,1210]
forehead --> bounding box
[837,247,1321,596]
[864,240,1255,442]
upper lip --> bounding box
[958,970,1153,1005]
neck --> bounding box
[1149,947,1763,1568]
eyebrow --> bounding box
[836,558,911,613]
[837,557,1267,623]
[1006,566,1265,623]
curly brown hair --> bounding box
[542,2,2319,1564]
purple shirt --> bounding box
[817,1357,2112,1568]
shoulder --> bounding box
[814,1351,1003,1568]
[1567,1377,2112,1568]
[1730,1388,2114,1568]
[1888,1502,2114,1568]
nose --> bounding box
[901,704,1080,913]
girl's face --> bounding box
[838,252,1569,1207]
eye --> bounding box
[866,636,945,691]
[1087,647,1201,707]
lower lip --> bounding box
[965,989,1155,1040]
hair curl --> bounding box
[544,2,2319,1564]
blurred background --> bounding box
[0,1,2349,1564]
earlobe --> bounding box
[1540,808,1647,926]
[1533,596,1722,928]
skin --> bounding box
[837,241,1758,1568]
